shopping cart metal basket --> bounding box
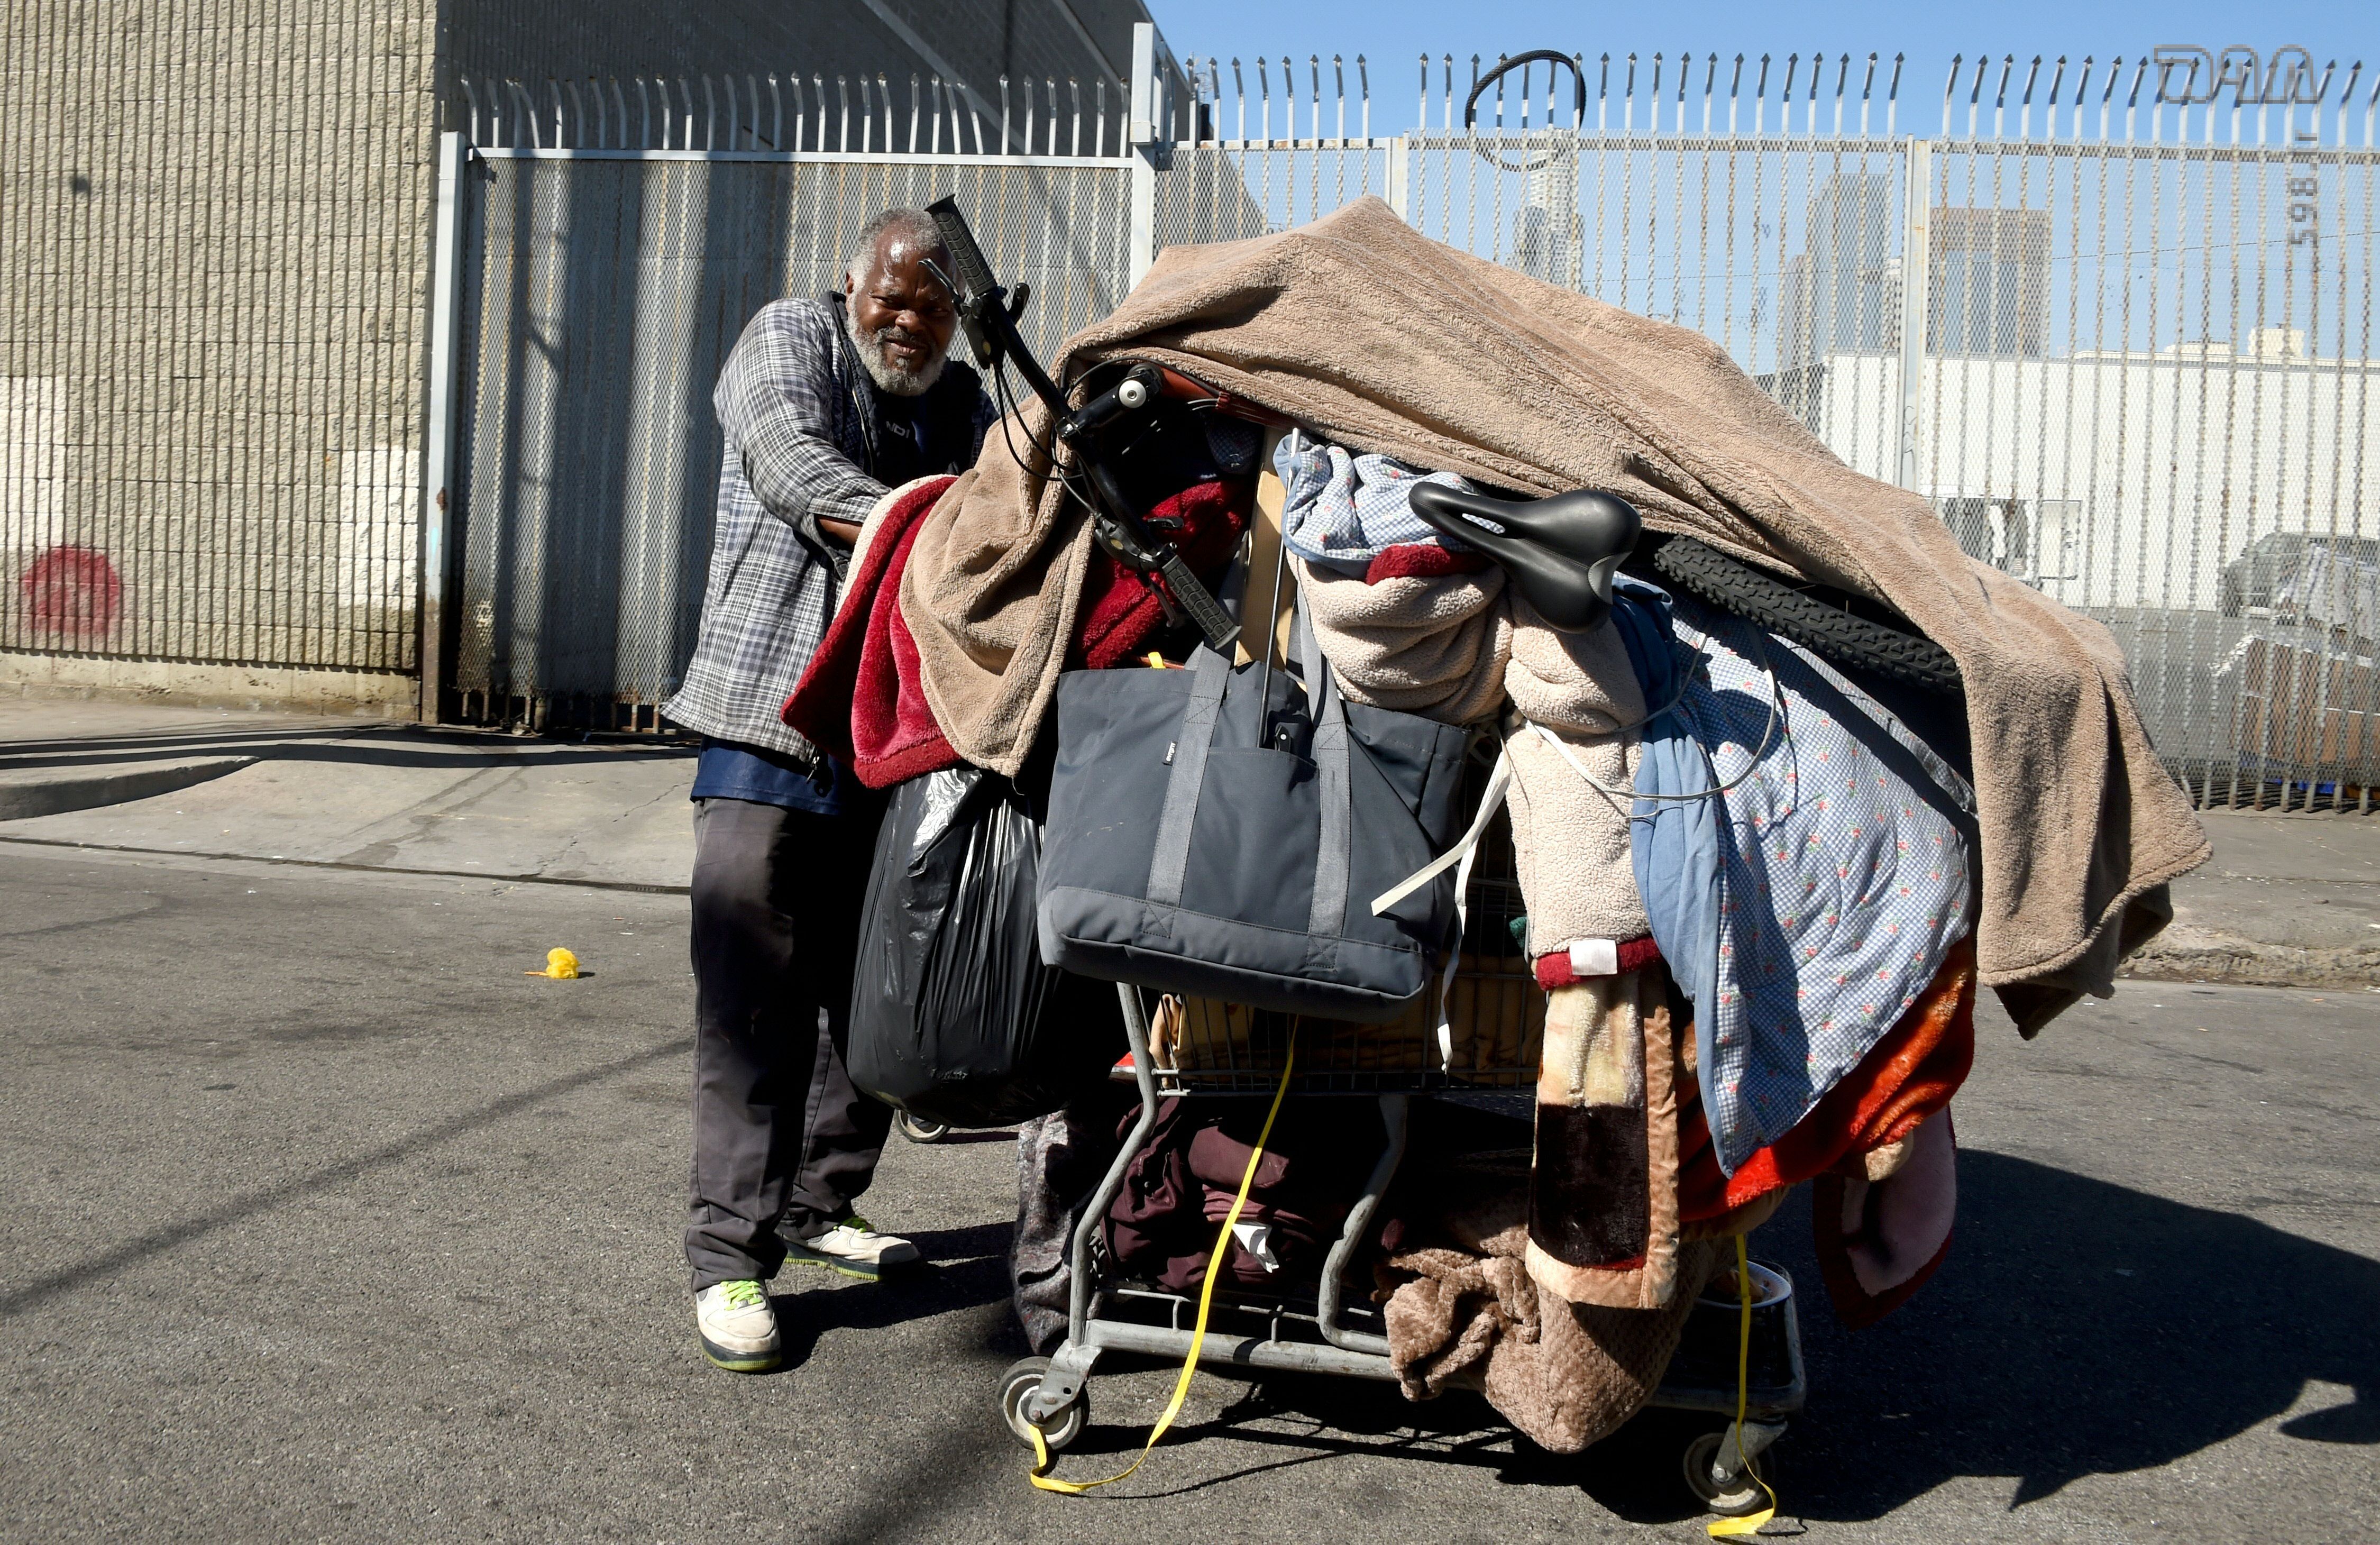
[996,810,1806,1517]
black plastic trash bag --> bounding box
[848,765,1118,1128]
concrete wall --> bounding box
[0,0,440,705]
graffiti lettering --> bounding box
[2153,44,2331,105]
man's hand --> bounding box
[817,515,864,547]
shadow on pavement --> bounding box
[1029,1150,2378,1521]
[0,725,692,773]
[770,1221,1022,1373]
[0,1035,697,1320]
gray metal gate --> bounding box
[437,33,2380,812]
[432,74,1134,728]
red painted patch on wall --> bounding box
[23,546,122,637]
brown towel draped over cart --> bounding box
[899,197,2203,1029]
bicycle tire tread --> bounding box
[1651,537,1963,696]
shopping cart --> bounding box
[995,810,1806,1518]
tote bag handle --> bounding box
[1143,577,1354,950]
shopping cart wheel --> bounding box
[895,1112,950,1144]
[1682,1428,1772,1517]
[998,1356,1087,1453]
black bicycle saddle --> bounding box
[1404,483,1644,632]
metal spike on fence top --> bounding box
[1334,54,1345,143]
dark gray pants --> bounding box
[685,796,893,1290]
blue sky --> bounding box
[1145,0,2380,138]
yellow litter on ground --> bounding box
[527,947,580,980]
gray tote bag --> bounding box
[1035,591,1472,1022]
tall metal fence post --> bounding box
[1896,133,1932,493]
[1894,138,1933,490]
[417,130,468,724]
[1128,21,1158,285]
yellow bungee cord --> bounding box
[1707,1232,1782,1537]
[1028,1031,1297,1494]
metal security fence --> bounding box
[442,31,2380,812]
[1146,46,2380,811]
[435,75,1134,726]
[0,3,432,681]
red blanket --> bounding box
[1677,937,1975,1222]
[784,473,1253,788]
[1676,938,1976,1328]
[1069,478,1252,669]
[782,477,961,789]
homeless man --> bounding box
[662,207,996,1374]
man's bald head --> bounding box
[841,208,958,397]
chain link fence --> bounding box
[1150,48,2380,811]
[442,69,1134,726]
[441,37,2380,812]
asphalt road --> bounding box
[1,843,2373,1543]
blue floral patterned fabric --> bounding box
[1273,432,1479,572]
[1623,584,1975,1175]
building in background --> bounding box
[0,1,1166,715]
[1779,172,1898,369]
[1928,204,2052,358]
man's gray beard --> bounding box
[844,305,945,397]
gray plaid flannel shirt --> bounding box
[663,296,993,761]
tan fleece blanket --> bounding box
[1290,558,1512,725]
[1503,604,1651,951]
[900,196,2205,1025]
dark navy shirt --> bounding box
[690,737,848,817]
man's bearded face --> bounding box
[845,241,955,397]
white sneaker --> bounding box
[693,1279,782,1372]
[783,1215,921,1281]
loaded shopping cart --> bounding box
[895,190,1909,1517]
[995,819,1806,1519]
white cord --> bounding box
[1528,628,1788,807]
